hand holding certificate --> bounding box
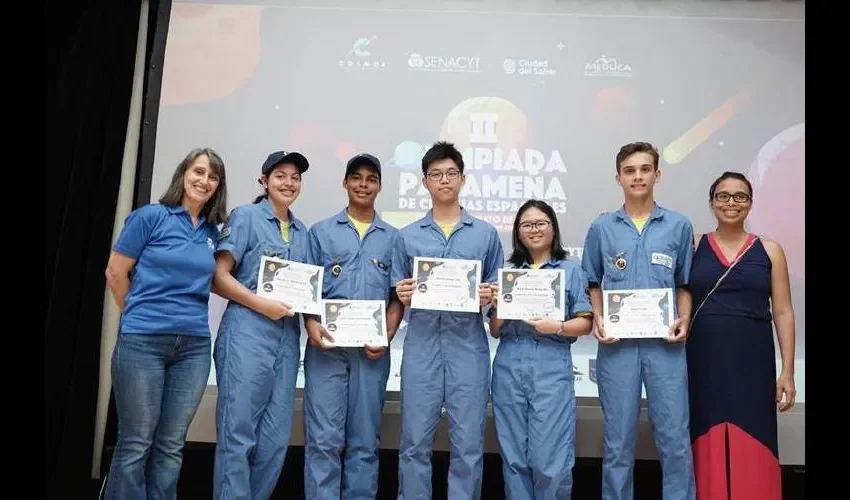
[602,288,674,339]
[496,268,565,321]
[256,256,323,315]
[410,257,482,313]
[321,300,388,347]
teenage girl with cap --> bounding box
[211,150,312,500]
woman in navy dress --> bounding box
[686,171,797,500]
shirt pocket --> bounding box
[321,250,357,293]
[366,252,393,297]
[602,253,628,285]
[648,249,676,283]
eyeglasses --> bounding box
[425,169,461,182]
[519,220,552,232]
[714,191,751,203]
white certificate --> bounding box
[256,256,323,315]
[410,257,482,313]
[321,300,388,347]
[496,268,565,321]
[603,288,674,339]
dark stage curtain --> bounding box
[45,1,160,497]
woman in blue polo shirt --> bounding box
[103,147,228,500]
[211,150,312,500]
[488,199,593,500]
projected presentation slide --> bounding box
[150,1,805,401]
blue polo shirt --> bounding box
[493,258,592,344]
[581,204,693,293]
[307,209,400,302]
[114,203,219,336]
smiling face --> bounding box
[181,154,220,206]
[517,206,554,254]
[616,151,659,199]
[344,165,381,209]
[262,163,302,207]
[711,177,753,226]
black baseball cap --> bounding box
[261,150,309,175]
[345,153,381,179]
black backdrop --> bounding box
[45,1,171,497]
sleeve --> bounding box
[482,229,505,284]
[675,219,695,287]
[566,266,593,319]
[581,221,604,286]
[216,207,251,267]
[391,232,411,284]
[113,205,158,260]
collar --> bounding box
[517,257,560,269]
[335,208,389,231]
[165,204,207,225]
[614,203,665,222]
[419,208,474,228]
[259,198,304,231]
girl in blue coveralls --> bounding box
[211,150,311,500]
[104,148,228,500]
[488,199,593,500]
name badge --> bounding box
[651,252,673,269]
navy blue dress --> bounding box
[686,234,781,500]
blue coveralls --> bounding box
[490,259,592,500]
[213,198,311,500]
[391,209,504,500]
[581,204,696,500]
[303,209,400,499]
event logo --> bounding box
[407,53,482,73]
[583,54,632,78]
[503,58,557,77]
[394,97,568,232]
[339,36,386,70]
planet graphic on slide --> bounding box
[161,4,263,105]
[388,141,427,171]
[590,86,636,127]
[746,122,805,279]
[284,122,357,165]
[439,96,529,151]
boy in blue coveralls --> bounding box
[581,142,696,500]
[393,141,504,500]
[302,153,404,499]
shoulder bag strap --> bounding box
[689,236,758,327]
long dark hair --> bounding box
[508,199,567,266]
[708,171,753,202]
[159,148,228,225]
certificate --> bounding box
[496,268,565,321]
[602,288,674,339]
[410,257,482,313]
[321,300,388,347]
[256,256,323,315]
